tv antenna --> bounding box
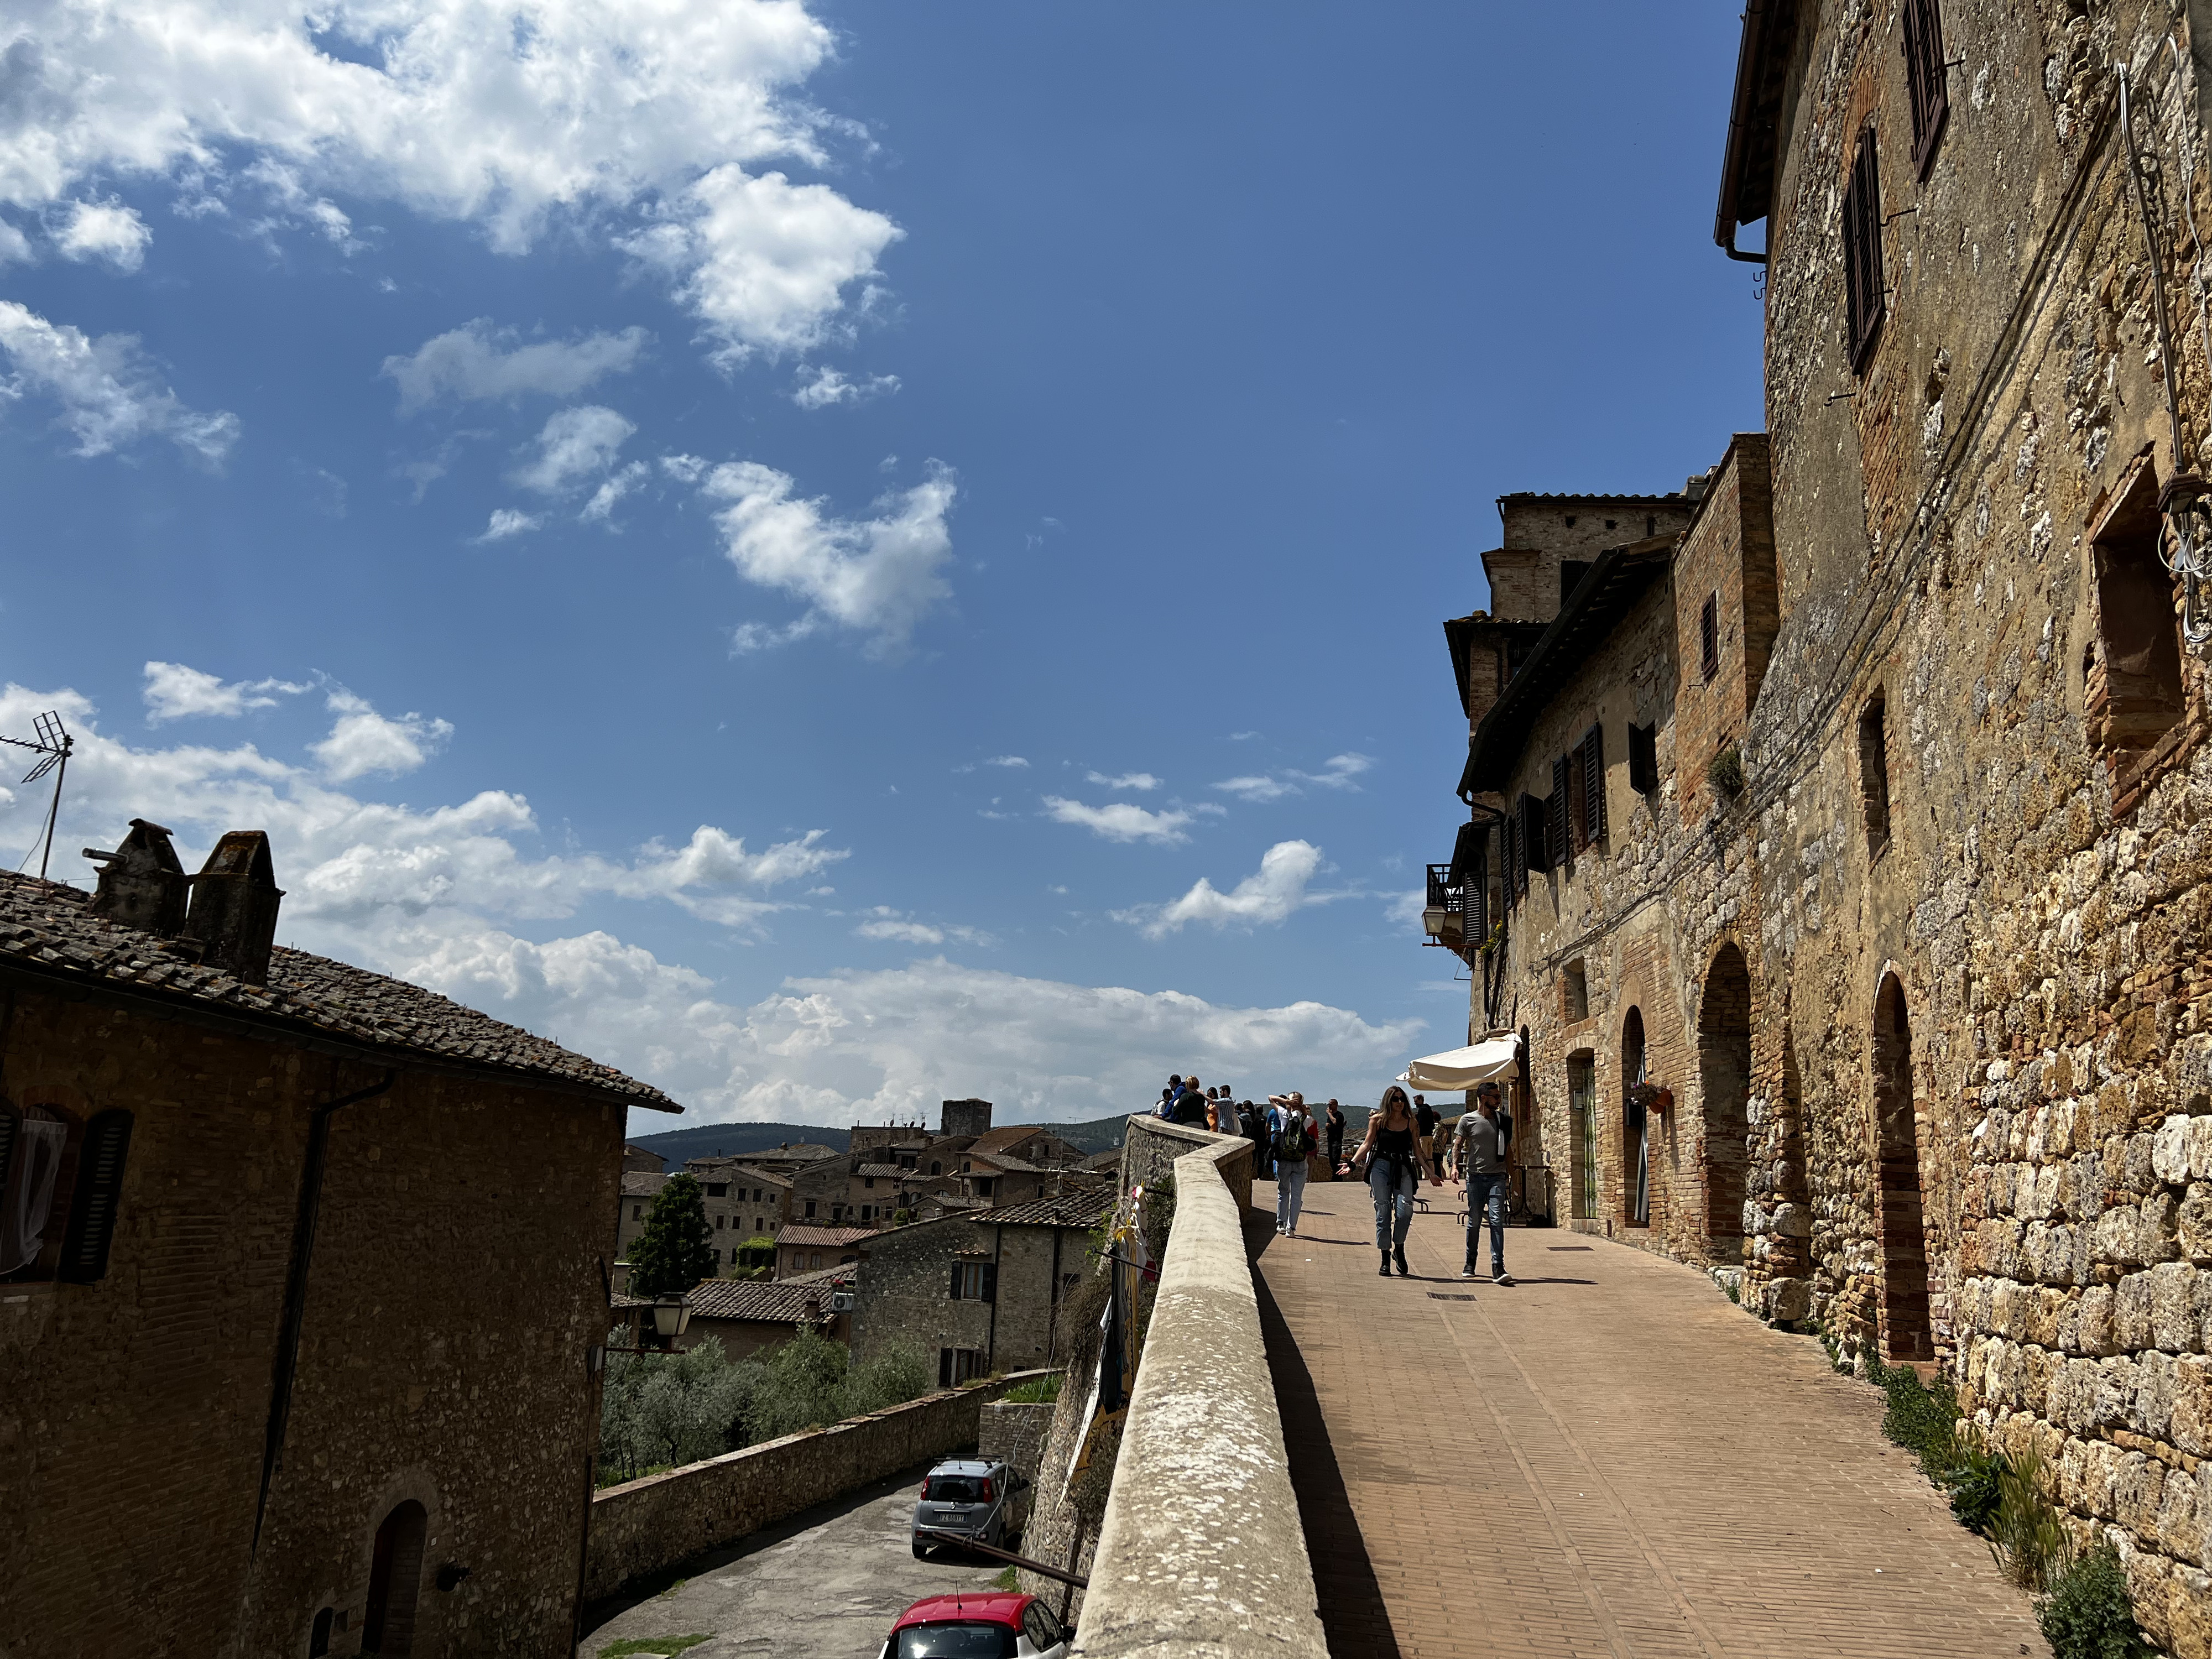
[2,712,74,880]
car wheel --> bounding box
[912,1538,929,1559]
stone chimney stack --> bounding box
[82,820,189,936]
[182,831,284,985]
[940,1098,993,1139]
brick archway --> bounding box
[1696,943,1752,1264]
[1872,973,1933,1360]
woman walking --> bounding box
[1354,1084,1441,1276]
[1267,1093,1318,1236]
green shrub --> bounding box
[990,1566,1020,1592]
[598,1639,708,1658]
[2036,1546,2153,1659]
[1004,1373,1064,1405]
[1943,1441,2006,1536]
[1872,1357,1962,1480]
[1989,1447,2072,1593]
[1707,742,1745,799]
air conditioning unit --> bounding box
[828,1290,855,1314]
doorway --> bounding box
[1621,1009,1650,1227]
[1873,975,1934,1360]
[1697,944,1752,1262]
[363,1500,427,1656]
[1567,1053,1598,1220]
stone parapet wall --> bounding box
[1071,1131,1322,1657]
[583,1370,1049,1603]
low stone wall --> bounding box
[980,1398,1056,1529]
[1119,1113,1253,1213]
[1072,1131,1324,1658]
[585,1369,1050,1603]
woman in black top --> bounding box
[1354,1084,1440,1276]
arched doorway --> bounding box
[1697,944,1752,1262]
[1873,975,1933,1360]
[1621,1008,1650,1227]
[363,1499,427,1656]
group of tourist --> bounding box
[1150,1073,1347,1235]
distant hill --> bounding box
[629,1111,1140,1170]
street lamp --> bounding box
[1420,904,1451,941]
[650,1293,692,1346]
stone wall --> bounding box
[979,1399,1057,1528]
[847,1214,994,1372]
[0,980,624,1659]
[583,1371,1051,1603]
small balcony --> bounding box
[1421,863,1467,951]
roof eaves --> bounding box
[1714,0,1798,253]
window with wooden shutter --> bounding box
[1519,791,1550,874]
[1467,844,1489,942]
[1550,758,1570,866]
[1503,812,1522,900]
[1700,594,1720,681]
[1843,129,1885,370]
[58,1110,131,1284]
[1628,722,1658,794]
[1901,0,1948,177]
[1581,724,1607,844]
[1566,748,1588,850]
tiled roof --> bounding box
[1081,1149,1123,1171]
[974,1190,1115,1229]
[967,1124,1072,1156]
[0,870,678,1110]
[620,1172,667,1197]
[1494,490,1688,504]
[853,1162,909,1179]
[774,1224,875,1248]
[687,1276,846,1323]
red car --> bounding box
[876,1590,1071,1658]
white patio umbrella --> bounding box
[1396,1034,1521,1093]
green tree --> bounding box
[628,1172,716,1298]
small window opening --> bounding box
[1562,959,1590,1023]
[1564,515,1577,527]
[1859,695,1892,856]
[1902,0,1950,177]
[310,1608,335,1658]
[1843,128,1886,370]
[2087,457,2185,755]
[1628,723,1659,794]
[1559,560,1592,606]
[1604,519,1617,530]
[1699,594,1720,681]
[1646,514,1657,536]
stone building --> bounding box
[773,1222,874,1279]
[0,827,678,1658]
[1442,3,2212,1644]
[681,1267,849,1361]
[846,1191,1108,1388]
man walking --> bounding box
[1454,1082,1515,1285]
[1413,1093,1440,1181]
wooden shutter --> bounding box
[1902,0,1948,177]
[1548,758,1569,866]
[1467,843,1488,942]
[1700,594,1720,681]
[949,1264,964,1300]
[1843,131,1885,369]
[1503,813,1522,900]
[981,1262,998,1304]
[56,1110,129,1284]
[1629,722,1658,794]
[1582,724,1607,844]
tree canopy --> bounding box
[628,1172,716,1298]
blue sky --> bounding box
[0,2,1762,1131]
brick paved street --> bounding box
[1254,1180,2047,1659]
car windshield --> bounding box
[893,1621,1019,1658]
[926,1477,985,1504]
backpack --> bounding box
[1272,1111,1310,1162]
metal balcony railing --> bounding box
[1423,864,1466,948]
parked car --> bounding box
[876,1590,1069,1658]
[910,1457,1015,1558]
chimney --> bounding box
[82,820,189,936]
[183,831,284,984]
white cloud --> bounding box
[852,906,992,947]
[474,508,541,542]
[792,364,900,409]
[382,320,649,413]
[1087,771,1159,791]
[0,300,238,460]
[311,690,453,782]
[512,405,634,494]
[0,221,30,263]
[1041,797,1191,845]
[703,458,957,656]
[142,662,308,722]
[54,198,151,270]
[581,461,651,525]
[1114,840,1329,939]
[3,1,899,359]
[985,755,1029,769]
[0,678,1413,1128]
[1213,752,1374,803]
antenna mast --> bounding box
[1,712,74,880]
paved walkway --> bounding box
[1254,1179,2046,1659]
[574,1463,1009,1658]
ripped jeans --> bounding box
[1369,1157,1418,1254]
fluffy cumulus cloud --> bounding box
[382,320,649,413]
[142,661,309,722]
[0,300,238,460]
[1214,752,1373,803]
[791,364,900,409]
[54,197,150,269]
[706,458,956,656]
[512,405,635,494]
[1114,840,1328,939]
[0,0,898,357]
[1040,797,1191,844]
[310,690,453,782]
[0,678,1416,1129]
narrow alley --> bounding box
[1253,1180,2046,1659]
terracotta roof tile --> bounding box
[620,1172,667,1197]
[973,1190,1115,1229]
[773,1224,875,1248]
[686,1276,846,1323]
[0,872,677,1109]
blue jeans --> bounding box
[1276,1161,1308,1230]
[1369,1160,1416,1253]
[1464,1172,1506,1275]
